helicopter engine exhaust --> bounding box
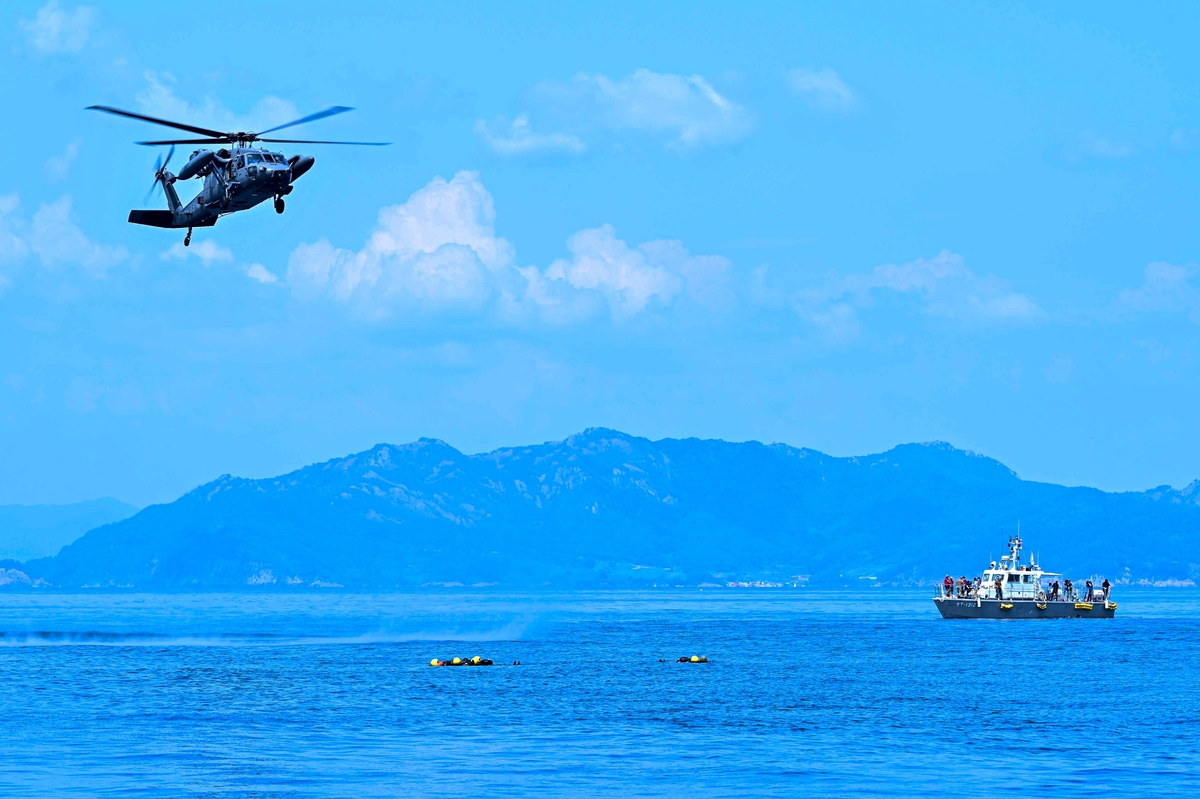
[288,155,315,182]
[177,150,216,181]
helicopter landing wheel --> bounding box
[274,197,285,214]
[184,228,192,247]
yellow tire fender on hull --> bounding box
[1075,603,1093,611]
[1000,603,1014,610]
[1037,603,1048,610]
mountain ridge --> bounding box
[0,498,139,562]
[12,428,1200,590]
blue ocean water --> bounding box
[0,589,1197,797]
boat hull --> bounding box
[933,597,1116,619]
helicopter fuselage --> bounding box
[128,146,312,231]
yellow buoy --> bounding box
[452,657,462,665]
[690,655,700,662]
[472,656,481,664]
[430,658,440,666]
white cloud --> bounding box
[288,171,732,323]
[531,68,753,150]
[794,251,1042,340]
[246,263,279,284]
[19,2,96,54]
[288,171,514,316]
[30,195,126,275]
[45,139,81,182]
[786,68,858,112]
[136,71,298,134]
[0,195,28,292]
[1119,262,1200,321]
[547,225,681,315]
[161,239,233,265]
[0,195,29,262]
[475,115,586,155]
[543,225,732,318]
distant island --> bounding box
[5,428,1199,590]
[0,498,138,562]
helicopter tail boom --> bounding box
[128,210,216,229]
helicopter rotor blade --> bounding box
[257,138,391,145]
[254,106,354,136]
[144,174,162,205]
[143,145,175,204]
[136,138,231,146]
[87,105,228,139]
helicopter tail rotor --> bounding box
[144,145,175,204]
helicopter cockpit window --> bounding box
[246,153,264,164]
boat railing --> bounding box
[934,586,1114,603]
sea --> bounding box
[1,588,1197,797]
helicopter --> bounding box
[87,104,388,246]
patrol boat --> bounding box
[933,535,1116,619]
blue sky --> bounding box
[3,1,1200,506]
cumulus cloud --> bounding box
[793,251,1042,340]
[1119,262,1200,321]
[475,115,586,155]
[30,196,126,275]
[786,68,858,111]
[45,139,81,182]
[288,171,514,316]
[521,68,753,151]
[161,239,233,265]
[136,71,298,134]
[246,263,279,284]
[287,171,732,323]
[543,225,732,318]
[19,2,96,54]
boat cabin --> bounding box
[965,536,1060,600]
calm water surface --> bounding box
[0,589,1196,797]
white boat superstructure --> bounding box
[977,535,1058,600]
